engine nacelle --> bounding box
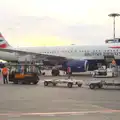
[62,60,89,72]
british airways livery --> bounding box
[0,33,120,72]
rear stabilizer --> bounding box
[0,33,11,48]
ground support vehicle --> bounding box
[44,78,83,88]
[92,67,118,78]
[8,63,40,84]
[51,67,60,76]
[88,79,120,89]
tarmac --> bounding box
[0,75,120,120]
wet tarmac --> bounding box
[0,75,120,119]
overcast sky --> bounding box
[0,0,120,47]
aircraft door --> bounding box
[104,54,115,66]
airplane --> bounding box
[0,32,120,72]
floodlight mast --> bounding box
[108,13,120,39]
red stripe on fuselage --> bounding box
[109,46,120,48]
[0,44,7,48]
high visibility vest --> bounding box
[2,68,8,75]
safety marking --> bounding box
[0,109,120,117]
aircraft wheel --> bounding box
[52,69,60,76]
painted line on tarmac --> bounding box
[0,109,120,117]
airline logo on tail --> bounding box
[0,33,10,48]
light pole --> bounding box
[108,13,120,39]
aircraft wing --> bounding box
[0,48,38,55]
[0,48,68,61]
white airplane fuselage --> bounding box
[1,43,120,62]
[20,44,120,60]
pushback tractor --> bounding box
[7,63,40,84]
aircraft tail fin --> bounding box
[0,33,12,49]
[0,33,11,48]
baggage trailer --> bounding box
[44,78,83,88]
[89,79,120,89]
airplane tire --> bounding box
[52,69,59,76]
[13,80,18,84]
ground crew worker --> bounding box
[111,59,116,68]
[112,59,116,65]
[67,66,71,79]
[2,66,9,84]
[111,59,117,76]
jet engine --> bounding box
[62,60,89,73]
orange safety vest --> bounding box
[2,67,8,75]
